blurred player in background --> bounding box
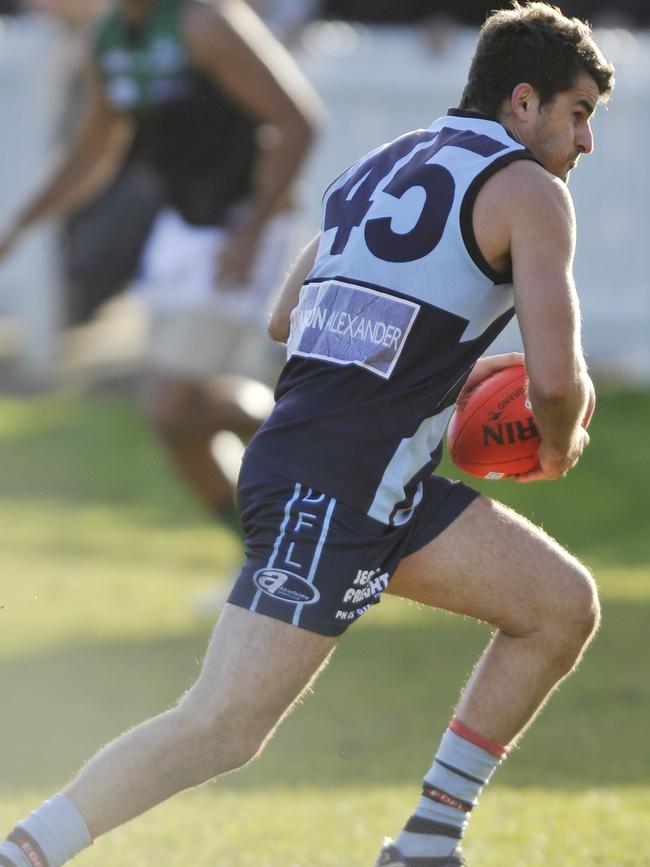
[0,0,322,530]
[0,3,614,867]
[246,0,322,45]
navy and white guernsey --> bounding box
[245,110,535,525]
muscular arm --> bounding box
[1,62,130,252]
[183,0,324,282]
[472,159,590,479]
[268,233,320,343]
[507,162,590,478]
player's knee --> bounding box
[200,721,265,777]
[574,565,600,642]
[563,562,599,636]
[173,698,275,781]
[204,719,271,779]
[546,561,600,669]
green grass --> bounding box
[0,386,649,865]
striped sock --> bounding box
[396,718,509,864]
[0,794,92,867]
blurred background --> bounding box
[0,0,648,388]
[0,3,648,866]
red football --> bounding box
[447,364,595,480]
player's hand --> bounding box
[215,221,261,290]
[458,352,525,402]
[515,426,590,483]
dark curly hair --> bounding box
[459,1,615,118]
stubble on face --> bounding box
[533,111,579,182]
[529,72,599,182]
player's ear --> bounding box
[510,83,538,121]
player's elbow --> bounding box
[268,310,289,344]
[280,100,324,157]
[528,358,587,402]
[530,382,571,405]
[530,373,586,406]
[292,111,319,158]
[299,88,326,135]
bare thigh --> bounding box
[388,495,593,635]
[64,604,337,837]
[181,604,338,742]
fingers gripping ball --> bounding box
[446,364,595,480]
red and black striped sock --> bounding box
[396,718,509,864]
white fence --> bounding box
[0,15,71,382]
[1,17,648,383]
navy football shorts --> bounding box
[227,460,479,636]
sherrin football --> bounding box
[446,363,595,479]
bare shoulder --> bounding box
[492,159,574,225]
[182,0,268,60]
[473,158,576,274]
[182,1,226,54]
[181,0,321,126]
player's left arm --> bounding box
[268,232,320,343]
[183,0,324,284]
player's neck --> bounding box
[496,113,522,145]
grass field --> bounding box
[0,386,649,865]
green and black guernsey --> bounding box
[93,0,257,226]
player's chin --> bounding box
[563,161,578,181]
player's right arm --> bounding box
[268,232,320,343]
[504,160,591,481]
[0,62,130,259]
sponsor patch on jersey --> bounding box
[252,568,320,605]
[288,279,419,378]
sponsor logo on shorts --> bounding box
[252,568,320,605]
[334,567,390,621]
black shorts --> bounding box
[227,461,479,636]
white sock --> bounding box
[1,794,92,867]
[0,842,32,867]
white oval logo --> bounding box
[252,568,320,605]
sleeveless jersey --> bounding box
[93,0,257,226]
[245,110,535,524]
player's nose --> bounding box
[576,121,594,154]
